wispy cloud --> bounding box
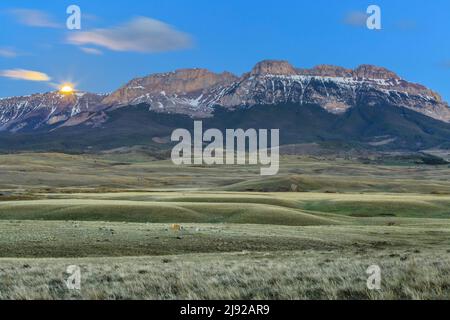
[0,47,19,58]
[80,47,103,55]
[0,69,51,81]
[67,17,193,53]
[439,61,450,69]
[394,20,417,31]
[9,8,60,28]
[343,11,367,27]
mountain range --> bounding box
[0,60,449,152]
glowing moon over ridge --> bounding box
[60,84,74,94]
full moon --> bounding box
[60,84,74,94]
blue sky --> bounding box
[0,0,449,101]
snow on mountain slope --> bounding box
[0,91,107,132]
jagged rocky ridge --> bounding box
[0,60,449,132]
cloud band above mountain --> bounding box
[67,17,193,53]
[8,8,60,28]
[343,11,368,27]
[0,48,19,58]
[0,69,51,81]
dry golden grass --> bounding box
[1,249,449,300]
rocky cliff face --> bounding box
[250,60,298,76]
[0,60,449,132]
[102,68,237,116]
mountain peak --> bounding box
[250,61,401,80]
[132,68,237,84]
[300,65,354,77]
[102,68,238,106]
[250,60,297,76]
[166,68,238,85]
[354,64,400,80]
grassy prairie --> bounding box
[1,220,450,258]
[0,152,449,299]
[1,153,449,193]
